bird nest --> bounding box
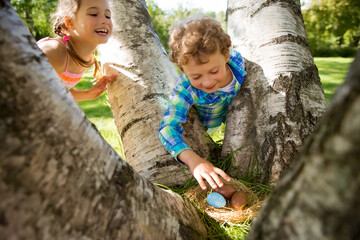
[185,178,263,223]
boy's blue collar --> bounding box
[193,83,231,100]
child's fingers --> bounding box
[195,176,207,190]
[99,75,117,83]
[203,173,218,190]
[107,74,118,81]
[214,168,231,182]
[210,172,224,188]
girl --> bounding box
[37,0,117,101]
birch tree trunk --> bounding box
[0,3,207,239]
[247,51,360,240]
[98,0,214,186]
[225,0,328,183]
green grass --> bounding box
[75,71,125,159]
[314,57,353,103]
[76,57,353,239]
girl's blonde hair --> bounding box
[169,16,231,70]
[52,0,101,79]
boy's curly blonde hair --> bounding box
[168,16,231,70]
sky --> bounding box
[152,0,313,12]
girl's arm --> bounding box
[69,75,117,101]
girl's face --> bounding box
[70,0,113,46]
[182,50,231,93]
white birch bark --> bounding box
[98,0,214,186]
[0,3,207,239]
[225,0,327,183]
[247,51,360,240]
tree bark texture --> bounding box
[225,0,328,183]
[0,3,207,239]
[247,51,360,240]
[98,0,214,186]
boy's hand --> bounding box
[178,150,231,190]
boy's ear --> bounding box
[224,49,230,62]
[225,52,230,62]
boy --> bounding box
[159,16,246,190]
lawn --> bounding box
[315,57,353,102]
[76,57,353,239]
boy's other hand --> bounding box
[178,150,231,190]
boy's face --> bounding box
[182,50,231,93]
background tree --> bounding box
[247,50,360,240]
[11,0,57,40]
[145,0,170,52]
[302,0,360,56]
[0,2,207,239]
[225,0,328,184]
[145,0,226,53]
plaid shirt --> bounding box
[158,49,247,158]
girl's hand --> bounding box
[178,150,231,190]
[70,74,117,101]
[88,74,117,98]
[93,74,117,91]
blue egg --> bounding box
[207,192,226,208]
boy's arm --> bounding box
[178,150,230,190]
[159,85,193,159]
[159,84,230,190]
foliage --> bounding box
[11,0,357,57]
[302,0,360,56]
[11,0,57,40]
[145,0,226,53]
[311,46,357,57]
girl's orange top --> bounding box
[37,37,85,89]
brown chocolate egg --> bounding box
[213,184,236,199]
[231,191,248,210]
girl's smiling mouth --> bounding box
[95,28,109,35]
